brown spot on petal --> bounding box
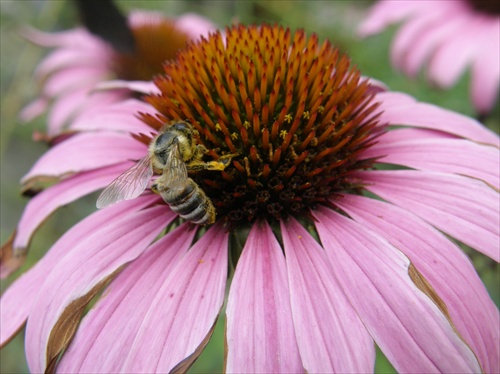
[409,263,485,372]
[44,269,122,374]
[21,176,62,197]
[408,263,450,320]
[169,309,222,374]
[0,230,26,279]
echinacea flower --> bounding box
[2,24,499,373]
[20,10,216,139]
[359,0,500,116]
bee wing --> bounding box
[162,141,188,191]
[96,156,153,209]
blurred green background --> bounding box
[1,1,498,373]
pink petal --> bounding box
[46,84,104,136]
[313,207,482,373]
[57,223,196,373]
[372,127,456,142]
[226,220,303,373]
[93,80,160,95]
[42,65,108,98]
[120,223,228,373]
[0,195,160,347]
[427,22,479,88]
[34,49,108,85]
[19,97,48,122]
[359,170,500,261]
[174,13,218,40]
[394,13,470,77]
[336,195,500,373]
[471,19,500,114]
[366,136,500,189]
[390,10,441,73]
[13,162,135,251]
[25,202,173,372]
[281,218,375,373]
[376,91,500,146]
[358,0,428,37]
[21,26,102,48]
[21,132,147,183]
[69,99,156,134]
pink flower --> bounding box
[20,11,217,139]
[2,24,499,373]
[359,0,500,115]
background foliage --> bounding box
[1,1,498,372]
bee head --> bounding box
[151,121,195,168]
[152,131,175,166]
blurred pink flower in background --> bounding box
[359,0,500,115]
[1,24,499,373]
[20,10,216,139]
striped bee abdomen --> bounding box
[161,178,216,225]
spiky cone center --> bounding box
[466,0,500,15]
[142,24,384,228]
[111,19,190,81]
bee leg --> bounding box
[193,144,208,161]
[187,154,237,172]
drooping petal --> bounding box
[470,19,500,114]
[313,207,482,373]
[336,195,500,373]
[393,13,470,77]
[93,80,160,95]
[365,136,499,189]
[427,18,479,88]
[390,10,442,73]
[226,220,303,373]
[46,84,103,135]
[33,47,109,81]
[173,12,218,40]
[21,132,147,183]
[14,163,134,251]
[25,202,173,373]
[42,66,108,98]
[19,96,49,122]
[120,223,228,373]
[281,218,375,373]
[69,99,156,134]
[376,92,500,146]
[57,223,196,373]
[47,86,130,136]
[358,0,427,37]
[20,26,99,48]
[0,195,160,348]
[359,170,500,261]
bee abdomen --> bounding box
[162,179,216,225]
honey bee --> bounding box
[96,121,234,225]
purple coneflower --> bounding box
[20,10,216,139]
[2,24,499,373]
[359,0,500,116]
